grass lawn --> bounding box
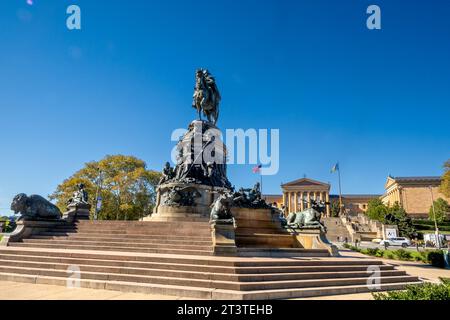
[343,243,448,267]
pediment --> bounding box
[282,178,329,188]
[384,176,396,189]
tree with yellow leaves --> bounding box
[49,155,161,220]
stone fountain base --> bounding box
[148,182,229,221]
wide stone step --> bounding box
[0,253,237,273]
[237,248,330,257]
[0,264,420,293]
[72,221,211,227]
[236,275,419,291]
[240,281,423,299]
[0,264,418,291]
[21,238,212,250]
[0,258,406,282]
[234,264,396,274]
[56,223,212,232]
[7,243,213,256]
[0,252,395,275]
[0,271,422,299]
[0,272,222,299]
[31,235,212,245]
[0,247,385,267]
[36,232,212,241]
[45,228,211,236]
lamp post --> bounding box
[429,186,441,249]
[94,169,103,221]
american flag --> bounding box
[252,164,262,174]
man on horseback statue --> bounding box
[192,68,221,125]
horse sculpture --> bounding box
[192,69,221,125]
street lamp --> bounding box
[94,169,103,221]
[429,186,441,249]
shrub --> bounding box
[394,249,413,261]
[342,243,362,252]
[385,252,394,259]
[366,248,380,256]
[425,250,446,268]
[372,278,450,300]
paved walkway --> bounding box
[339,249,450,283]
[0,280,190,300]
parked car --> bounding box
[380,237,411,248]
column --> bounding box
[294,192,298,212]
[398,187,403,207]
[282,192,286,208]
[307,192,311,208]
[300,192,304,211]
[288,192,291,213]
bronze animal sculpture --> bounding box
[11,193,61,221]
[210,191,234,222]
[284,200,328,232]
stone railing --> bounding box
[340,213,391,241]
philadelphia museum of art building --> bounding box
[263,176,449,219]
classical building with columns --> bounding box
[262,177,380,216]
[381,175,450,219]
[278,178,331,215]
[263,175,449,220]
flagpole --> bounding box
[337,162,343,216]
[260,173,263,195]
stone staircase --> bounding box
[0,219,421,299]
[233,208,332,257]
[0,246,420,299]
[7,220,214,256]
[322,217,352,242]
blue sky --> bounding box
[0,0,449,215]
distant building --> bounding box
[381,175,449,219]
[330,194,381,215]
[263,175,449,220]
[263,177,380,216]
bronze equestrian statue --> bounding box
[192,69,221,125]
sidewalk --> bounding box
[0,281,191,300]
[339,248,450,283]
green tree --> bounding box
[330,201,340,217]
[385,202,417,238]
[440,159,450,198]
[429,198,450,224]
[49,155,161,220]
[365,199,417,238]
[366,198,388,222]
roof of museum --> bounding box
[391,176,441,181]
[330,194,381,198]
[281,177,330,188]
